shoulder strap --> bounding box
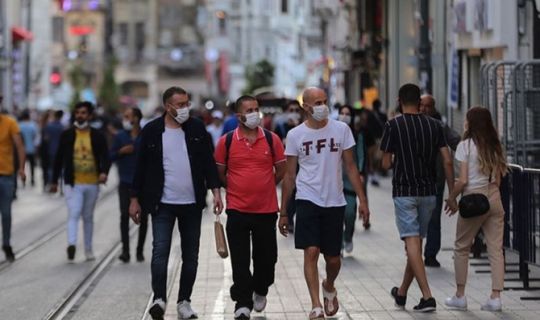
[262,128,275,157]
[225,131,234,165]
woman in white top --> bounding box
[444,107,508,311]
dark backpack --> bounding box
[224,128,274,164]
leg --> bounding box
[0,176,15,246]
[226,211,254,310]
[137,212,149,257]
[151,204,176,302]
[64,185,84,247]
[28,154,36,186]
[404,236,432,298]
[176,205,202,303]
[304,247,322,308]
[454,214,486,297]
[322,255,341,291]
[252,214,278,297]
[81,185,99,253]
[342,193,357,244]
[424,191,443,259]
[118,185,131,255]
[398,243,415,296]
[482,191,505,297]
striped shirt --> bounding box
[380,113,447,197]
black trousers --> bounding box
[26,154,36,185]
[226,210,278,311]
[118,183,148,254]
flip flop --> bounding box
[322,280,339,316]
[309,306,325,319]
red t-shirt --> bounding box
[214,127,286,213]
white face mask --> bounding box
[123,120,133,130]
[73,120,89,129]
[243,112,260,129]
[287,112,301,123]
[171,107,190,124]
[312,105,329,122]
[338,114,351,124]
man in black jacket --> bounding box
[51,101,110,262]
[129,86,223,320]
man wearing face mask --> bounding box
[110,107,147,263]
[51,101,110,262]
[279,87,370,319]
[214,95,286,320]
[129,86,223,320]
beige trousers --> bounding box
[454,183,505,291]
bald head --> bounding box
[302,87,327,106]
[420,94,436,116]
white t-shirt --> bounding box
[285,119,356,207]
[161,127,196,204]
[455,139,491,191]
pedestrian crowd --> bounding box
[0,82,508,320]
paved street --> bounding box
[1,171,540,319]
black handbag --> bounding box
[458,193,490,218]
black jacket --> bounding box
[52,127,110,186]
[131,116,220,214]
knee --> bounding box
[305,247,320,262]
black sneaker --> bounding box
[413,297,436,312]
[67,245,76,261]
[424,256,441,268]
[391,287,406,309]
[2,245,15,262]
[149,299,165,320]
[119,252,130,263]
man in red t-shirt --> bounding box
[214,95,286,320]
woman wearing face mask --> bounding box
[338,105,370,254]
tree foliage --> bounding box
[242,59,275,95]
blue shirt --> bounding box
[19,120,38,154]
[221,116,238,135]
[44,121,64,157]
[110,130,141,185]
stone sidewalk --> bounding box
[162,177,540,319]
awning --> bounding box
[11,27,33,42]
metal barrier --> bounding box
[480,60,540,167]
[500,164,540,300]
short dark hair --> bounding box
[74,101,94,114]
[54,110,64,120]
[20,110,30,121]
[235,95,257,112]
[284,99,300,110]
[131,107,143,121]
[162,86,187,105]
[398,83,421,106]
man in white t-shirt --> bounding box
[279,87,369,319]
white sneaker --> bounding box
[344,241,353,253]
[177,300,198,319]
[253,292,267,312]
[234,307,251,319]
[444,295,467,309]
[481,297,502,311]
[149,299,166,320]
[85,251,95,261]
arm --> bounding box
[109,133,124,161]
[274,161,286,184]
[381,152,393,171]
[343,148,369,220]
[445,124,461,151]
[446,159,467,215]
[217,164,227,187]
[278,156,297,237]
[129,129,148,224]
[440,146,455,196]
[12,133,26,182]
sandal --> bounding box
[309,306,325,319]
[322,280,339,316]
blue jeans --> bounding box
[343,193,357,243]
[424,191,444,258]
[0,175,15,246]
[151,203,202,303]
[393,196,436,239]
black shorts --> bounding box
[294,199,345,256]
